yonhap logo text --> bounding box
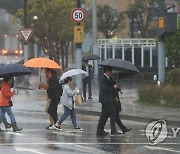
[146,120,180,145]
[146,120,167,145]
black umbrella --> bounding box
[0,63,32,78]
[82,54,100,61]
[99,58,139,77]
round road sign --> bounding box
[71,8,86,23]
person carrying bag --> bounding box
[54,77,82,131]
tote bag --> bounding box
[75,94,82,106]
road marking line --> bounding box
[6,132,25,136]
[1,142,180,146]
[15,147,46,154]
[145,146,180,153]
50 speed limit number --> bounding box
[71,8,86,23]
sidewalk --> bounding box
[16,73,180,127]
[75,79,180,127]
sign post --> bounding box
[71,3,86,91]
[19,28,33,86]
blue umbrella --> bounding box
[0,63,32,78]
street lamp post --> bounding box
[92,0,98,79]
[158,0,165,84]
[23,0,30,86]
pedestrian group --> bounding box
[0,65,131,136]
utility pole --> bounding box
[92,0,98,78]
[158,0,165,84]
[23,0,30,86]
[157,0,177,84]
[76,0,82,90]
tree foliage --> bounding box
[16,0,76,65]
[165,18,180,67]
[126,0,157,38]
[97,4,125,39]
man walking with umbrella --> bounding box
[97,66,119,135]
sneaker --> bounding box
[46,124,53,129]
[74,127,83,131]
[0,128,4,132]
[88,96,92,100]
[54,124,62,131]
[48,125,56,130]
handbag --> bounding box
[9,101,13,107]
[75,94,82,106]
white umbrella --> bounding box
[59,69,88,82]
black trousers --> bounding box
[48,100,58,124]
[97,103,116,133]
[115,111,126,132]
[114,101,126,131]
[83,77,92,99]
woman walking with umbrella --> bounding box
[0,76,22,132]
[55,77,82,131]
[40,69,62,130]
[0,63,31,132]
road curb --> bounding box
[76,109,180,127]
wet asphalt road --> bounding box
[0,89,180,154]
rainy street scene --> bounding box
[0,0,180,154]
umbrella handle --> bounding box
[39,68,42,89]
[40,68,42,82]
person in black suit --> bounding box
[110,78,132,134]
[96,66,119,135]
[82,60,93,100]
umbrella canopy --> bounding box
[82,54,100,61]
[99,58,139,74]
[60,69,88,82]
[24,57,61,69]
[0,63,32,78]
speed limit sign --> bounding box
[71,8,86,23]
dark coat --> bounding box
[99,75,114,104]
[82,64,93,78]
[109,78,122,112]
[47,78,61,103]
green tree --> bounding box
[16,0,76,69]
[165,18,180,67]
[97,4,125,39]
[126,0,157,38]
